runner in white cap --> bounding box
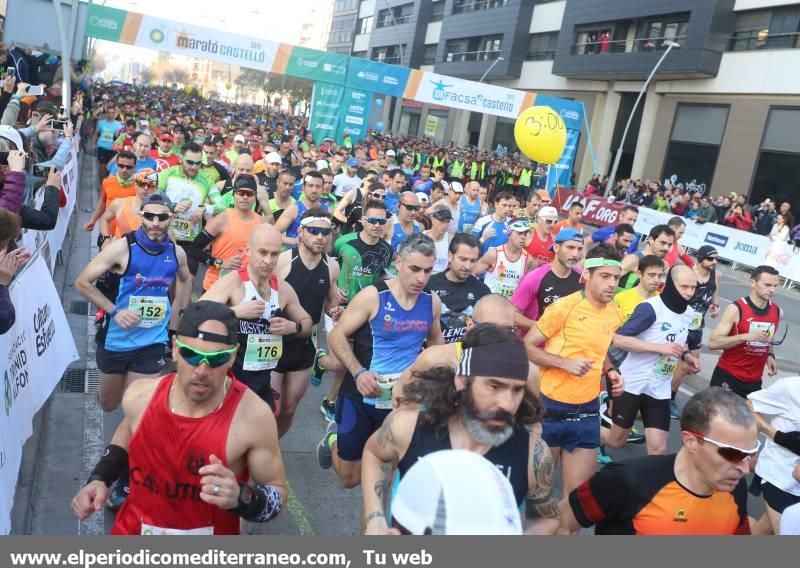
[474,219,535,298]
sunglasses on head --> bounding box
[117,163,135,170]
[235,189,256,197]
[684,430,761,463]
[184,158,202,166]
[304,226,332,236]
[141,211,171,222]
[370,192,386,199]
[365,217,388,226]
[175,338,237,368]
[402,203,421,211]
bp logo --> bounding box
[150,29,165,44]
[4,370,11,416]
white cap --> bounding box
[233,134,246,143]
[265,151,282,164]
[440,180,450,193]
[316,159,329,171]
[450,181,464,193]
[415,191,430,204]
[386,149,396,157]
[537,205,559,219]
[0,125,24,151]
[391,450,522,535]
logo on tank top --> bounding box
[186,451,206,475]
[134,273,144,287]
[660,323,672,332]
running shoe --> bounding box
[320,396,336,422]
[317,421,337,470]
[627,426,646,444]
[106,480,129,511]
[596,446,613,465]
[599,391,612,428]
[670,399,680,420]
[311,349,326,387]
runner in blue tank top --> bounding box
[458,182,482,234]
[316,233,444,490]
[274,171,329,247]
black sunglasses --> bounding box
[184,159,202,166]
[401,203,421,212]
[305,226,332,236]
[365,217,388,226]
[141,211,171,222]
[235,189,256,197]
[370,192,386,199]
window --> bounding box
[334,0,358,10]
[730,8,800,51]
[431,1,445,22]
[752,108,800,213]
[635,13,689,51]
[371,45,405,65]
[358,16,373,35]
[351,51,368,59]
[527,32,557,60]
[444,35,503,62]
[329,14,356,44]
[662,105,729,195]
[423,44,437,65]
[376,3,414,27]
[453,0,509,15]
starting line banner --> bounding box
[0,255,79,534]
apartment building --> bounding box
[327,0,800,206]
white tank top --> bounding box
[618,295,691,399]
[483,246,527,298]
[238,273,282,371]
[428,232,450,274]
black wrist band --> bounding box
[87,444,128,487]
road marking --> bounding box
[286,480,315,535]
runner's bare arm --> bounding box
[332,191,354,224]
[426,293,445,346]
[199,273,237,306]
[747,401,777,439]
[361,409,417,535]
[243,403,288,512]
[171,246,192,331]
[328,287,378,376]
[393,344,456,404]
[558,497,582,534]
[707,303,765,350]
[525,432,560,535]
[256,186,274,224]
[98,201,120,238]
[273,203,297,246]
[472,248,496,277]
[325,258,343,311]
[514,305,537,331]
[74,238,130,313]
[621,253,638,277]
[612,333,684,357]
[277,280,312,338]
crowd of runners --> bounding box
[63,82,800,536]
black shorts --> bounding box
[335,396,390,462]
[611,391,670,432]
[274,338,315,373]
[759,479,800,514]
[710,366,762,399]
[96,343,167,375]
[686,329,703,352]
[97,147,116,165]
[232,368,275,412]
[177,241,199,275]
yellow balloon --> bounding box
[514,105,567,164]
[184,85,193,94]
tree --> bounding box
[140,67,155,84]
[284,77,312,112]
[91,52,107,74]
[162,68,190,86]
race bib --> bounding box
[128,296,168,328]
[463,223,475,234]
[688,311,703,331]
[243,334,282,371]
[141,522,213,536]
[172,217,199,241]
[496,284,516,298]
[365,373,401,410]
[654,355,678,377]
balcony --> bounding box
[373,56,402,64]
[452,0,510,15]
[570,35,687,55]
[445,49,502,63]
[729,30,800,52]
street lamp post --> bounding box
[382,0,407,134]
[479,56,504,83]
[605,41,680,196]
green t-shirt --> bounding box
[158,165,221,241]
[333,232,393,302]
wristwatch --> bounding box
[295,321,301,334]
[213,258,223,270]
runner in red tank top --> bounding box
[709,265,782,398]
[71,301,287,534]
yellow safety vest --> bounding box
[519,168,533,188]
[432,156,446,169]
[450,160,464,178]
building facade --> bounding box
[328,0,800,207]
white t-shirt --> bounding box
[748,377,800,495]
[780,502,800,534]
[332,173,362,198]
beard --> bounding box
[460,384,515,446]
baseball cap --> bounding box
[346,157,359,167]
[696,245,719,261]
[265,151,282,164]
[450,181,464,193]
[536,189,552,202]
[550,227,584,251]
[159,132,174,141]
[139,192,173,211]
[386,149,396,157]
[315,159,329,171]
[439,180,450,193]
[506,219,530,234]
[134,168,158,186]
[0,125,24,151]
[391,450,522,535]
[415,191,430,204]
[537,205,559,219]
[233,134,245,143]
[431,207,453,221]
[177,301,238,345]
[234,174,258,191]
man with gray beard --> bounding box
[360,324,560,535]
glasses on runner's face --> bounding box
[184,159,202,166]
[305,226,332,236]
[137,181,156,189]
[402,203,421,212]
[370,192,386,200]
[542,219,557,225]
[684,430,761,463]
[117,163,135,170]
[175,339,237,368]
[235,189,255,198]
[365,217,388,226]
[141,211,171,222]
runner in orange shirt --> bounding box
[84,151,138,234]
[553,201,584,238]
[98,169,159,243]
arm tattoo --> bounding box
[373,462,393,502]
[375,412,398,447]
[365,510,386,525]
[525,436,560,520]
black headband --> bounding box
[456,343,529,381]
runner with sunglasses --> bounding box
[524,206,559,270]
[75,192,192,509]
[158,142,224,276]
[98,168,158,241]
[71,301,288,535]
[201,224,312,412]
[332,179,385,235]
[561,387,756,534]
[271,210,343,438]
[709,265,782,398]
[273,171,328,249]
[84,150,138,233]
[386,192,421,256]
[190,175,268,292]
[314,200,394,422]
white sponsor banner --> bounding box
[0,256,79,534]
[135,16,279,72]
[20,148,79,273]
[413,72,525,119]
[634,208,800,282]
